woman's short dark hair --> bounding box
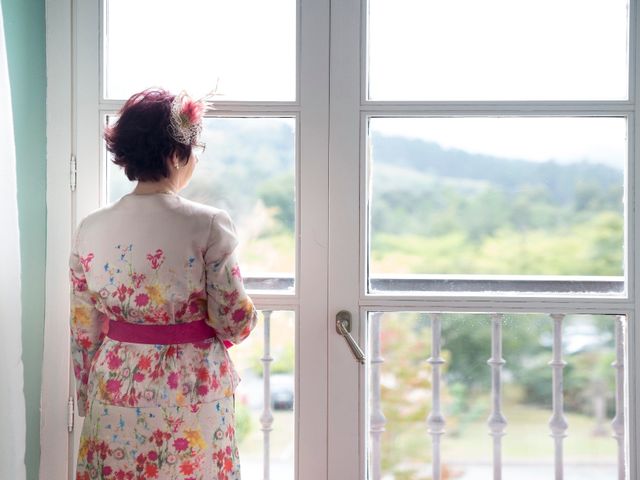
[104,88,192,182]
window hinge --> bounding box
[70,154,77,192]
[67,395,74,433]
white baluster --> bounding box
[488,313,507,480]
[611,315,625,480]
[548,313,568,480]
[261,310,274,480]
[427,313,445,480]
[369,312,386,480]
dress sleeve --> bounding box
[69,220,105,417]
[204,210,258,346]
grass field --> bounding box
[230,401,617,479]
[382,402,618,479]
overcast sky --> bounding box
[107,0,628,169]
[369,117,626,169]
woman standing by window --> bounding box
[69,88,257,479]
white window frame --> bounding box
[42,0,640,479]
[43,0,329,478]
[327,0,639,479]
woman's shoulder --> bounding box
[172,196,237,235]
[75,201,119,232]
[174,195,227,218]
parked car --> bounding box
[235,371,295,411]
[270,374,294,410]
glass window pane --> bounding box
[107,116,296,292]
[104,0,296,101]
[367,117,626,294]
[368,0,629,101]
[229,310,295,480]
[367,311,625,479]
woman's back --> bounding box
[71,88,255,479]
[71,192,256,410]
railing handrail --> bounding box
[244,274,624,294]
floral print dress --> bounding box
[69,192,258,480]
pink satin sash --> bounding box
[107,319,216,345]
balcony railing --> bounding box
[368,312,626,480]
[244,277,626,480]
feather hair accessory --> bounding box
[167,85,221,146]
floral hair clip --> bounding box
[167,85,221,146]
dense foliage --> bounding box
[368,134,623,276]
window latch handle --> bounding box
[336,310,365,364]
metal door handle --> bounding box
[336,310,365,364]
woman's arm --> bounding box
[69,221,104,416]
[204,211,258,345]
